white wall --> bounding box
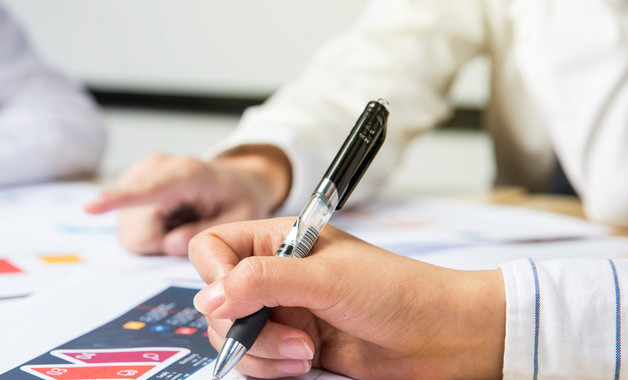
[1,0,366,95]
[1,0,490,106]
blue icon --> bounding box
[150,324,170,332]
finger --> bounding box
[206,325,312,378]
[84,183,186,214]
[84,153,171,214]
[195,255,336,320]
[189,218,295,284]
[205,314,314,361]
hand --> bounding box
[190,218,506,379]
[84,146,291,256]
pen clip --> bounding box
[336,130,386,210]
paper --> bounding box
[0,182,205,300]
[0,183,121,299]
[333,198,609,256]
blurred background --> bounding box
[2,0,495,194]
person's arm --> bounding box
[0,7,105,186]
[527,1,628,226]
[500,257,628,377]
[205,0,489,214]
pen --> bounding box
[212,99,389,380]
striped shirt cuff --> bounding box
[500,258,625,378]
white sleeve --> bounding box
[500,258,628,378]
[206,0,487,214]
[0,7,106,186]
[517,1,628,226]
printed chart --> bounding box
[1,287,216,380]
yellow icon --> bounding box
[39,254,83,264]
[122,321,146,330]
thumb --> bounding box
[195,255,337,319]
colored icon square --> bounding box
[174,327,197,335]
[39,254,83,264]
[0,258,23,274]
[122,321,146,330]
[150,325,170,332]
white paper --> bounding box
[333,198,609,256]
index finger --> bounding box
[84,184,181,214]
[188,218,295,284]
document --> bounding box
[0,272,350,380]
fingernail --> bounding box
[281,338,314,360]
[163,234,187,256]
[194,281,224,314]
[278,359,311,375]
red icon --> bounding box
[174,327,197,335]
[0,258,23,274]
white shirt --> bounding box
[0,7,106,186]
[209,0,628,377]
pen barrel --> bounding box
[226,306,275,350]
[277,192,334,258]
[322,100,388,207]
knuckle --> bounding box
[236,257,268,288]
[170,155,207,178]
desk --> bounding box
[463,187,628,237]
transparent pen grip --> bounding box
[277,193,335,258]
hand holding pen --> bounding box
[190,219,506,379]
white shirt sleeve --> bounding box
[512,1,628,227]
[0,7,106,186]
[206,0,487,214]
[500,257,628,378]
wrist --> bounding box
[212,144,292,213]
[451,268,506,378]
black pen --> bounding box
[212,99,389,379]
